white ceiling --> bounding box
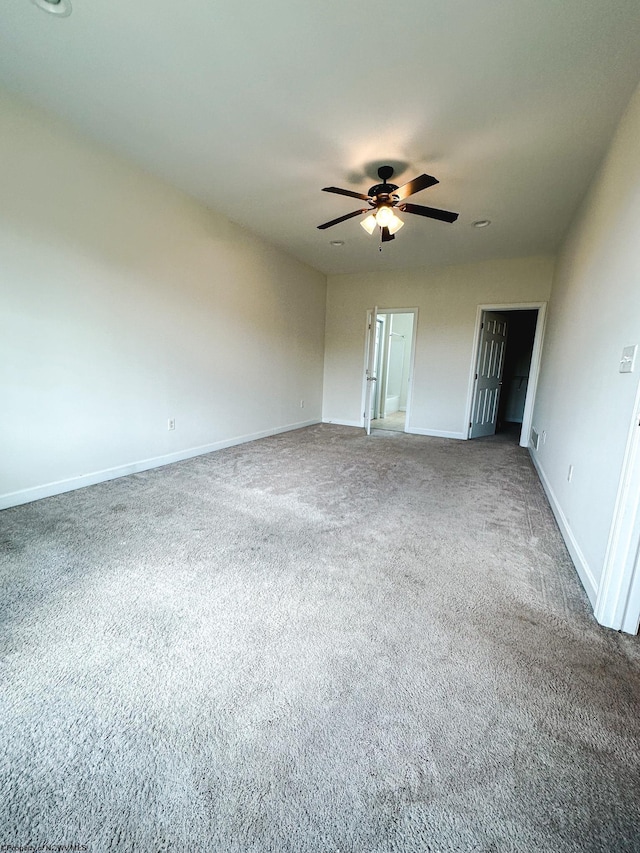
[1,0,640,275]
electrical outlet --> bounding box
[300,399,305,409]
[168,418,176,431]
[567,464,574,483]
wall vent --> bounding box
[530,428,540,451]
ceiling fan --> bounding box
[317,165,459,242]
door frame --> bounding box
[361,307,419,432]
[464,302,547,447]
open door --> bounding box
[469,311,508,438]
[363,306,378,435]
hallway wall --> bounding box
[531,78,640,606]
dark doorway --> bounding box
[496,309,538,435]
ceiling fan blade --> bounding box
[317,208,369,230]
[381,227,395,242]
[400,202,459,223]
[322,186,371,202]
[392,174,439,201]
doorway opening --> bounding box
[363,309,417,434]
[466,303,546,447]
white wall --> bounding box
[392,313,414,411]
[384,316,405,413]
[0,90,326,508]
[531,80,640,607]
[323,257,553,435]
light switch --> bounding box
[620,345,637,373]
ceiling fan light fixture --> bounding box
[31,0,72,15]
[318,166,458,242]
[360,213,377,235]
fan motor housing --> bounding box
[368,183,399,201]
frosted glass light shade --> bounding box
[360,214,377,235]
[387,214,404,235]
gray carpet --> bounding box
[1,424,639,852]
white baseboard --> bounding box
[322,419,363,428]
[0,419,321,510]
[406,427,466,440]
[529,450,598,606]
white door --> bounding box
[373,317,385,419]
[469,311,508,438]
[363,306,378,435]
